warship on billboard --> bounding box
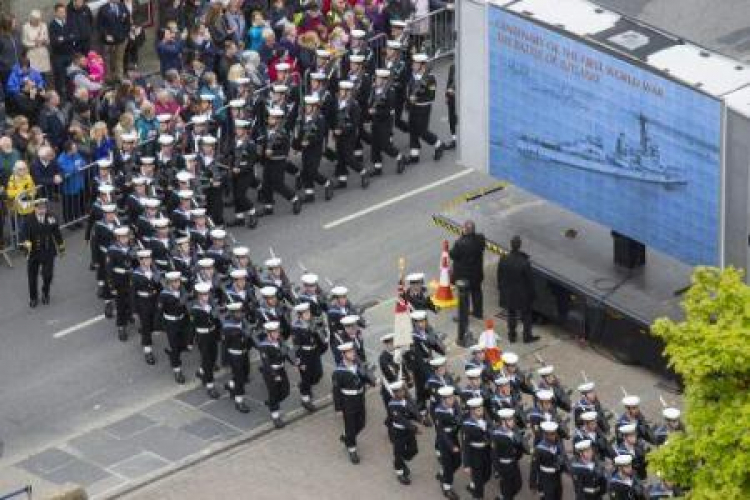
[516,114,688,188]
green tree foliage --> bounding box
[650,267,750,499]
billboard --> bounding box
[488,7,723,265]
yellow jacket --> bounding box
[6,174,36,214]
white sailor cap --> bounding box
[405,272,425,282]
[580,411,598,422]
[194,282,212,294]
[268,108,285,118]
[304,95,320,105]
[663,407,681,420]
[165,271,182,281]
[191,208,207,218]
[316,49,330,58]
[619,423,637,435]
[260,286,277,297]
[143,198,160,208]
[158,134,175,145]
[235,119,251,128]
[337,341,355,352]
[310,72,327,80]
[380,333,395,343]
[351,29,366,39]
[235,77,251,85]
[386,40,402,49]
[388,380,405,391]
[349,54,365,64]
[198,258,215,268]
[438,386,455,397]
[176,170,194,182]
[502,352,519,364]
[391,19,407,28]
[232,246,249,257]
[536,389,554,402]
[265,257,282,268]
[199,93,214,101]
[114,226,130,237]
[497,408,515,420]
[466,367,482,378]
[136,249,152,258]
[175,236,190,245]
[494,375,510,385]
[540,421,559,433]
[132,176,147,186]
[97,158,113,168]
[230,269,248,279]
[467,397,484,409]
[275,62,290,72]
[614,454,633,466]
[537,365,554,376]
[157,113,173,123]
[338,81,354,90]
[578,382,595,393]
[264,321,280,331]
[410,310,427,321]
[229,98,246,108]
[183,154,197,161]
[340,315,360,326]
[272,84,289,94]
[330,286,348,296]
[375,68,391,79]
[102,203,117,213]
[227,302,243,311]
[152,218,170,229]
[178,190,194,199]
[98,184,115,194]
[210,229,226,239]
[622,395,641,407]
[429,356,446,367]
[201,136,218,145]
[575,440,592,452]
[121,132,137,142]
[191,115,209,124]
[412,53,429,63]
[294,302,310,313]
[469,344,484,353]
[300,273,318,285]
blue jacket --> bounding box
[246,26,265,52]
[57,151,86,195]
[157,39,183,75]
[6,64,45,96]
[135,115,159,144]
[92,137,115,161]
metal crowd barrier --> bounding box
[408,5,456,59]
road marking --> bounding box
[53,315,106,339]
[323,168,474,229]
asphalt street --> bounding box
[0,62,497,471]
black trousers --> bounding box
[196,333,219,384]
[298,352,323,397]
[134,298,156,346]
[260,160,295,206]
[408,106,438,153]
[371,119,400,165]
[394,90,408,131]
[413,370,430,413]
[334,134,363,179]
[507,306,533,340]
[447,95,457,136]
[164,319,186,368]
[392,432,418,472]
[228,351,249,396]
[301,148,327,191]
[439,446,461,486]
[204,186,224,225]
[537,471,563,500]
[469,454,493,499]
[113,285,131,327]
[232,172,256,214]
[27,255,54,301]
[467,280,484,318]
[263,369,290,411]
[497,462,523,499]
[342,403,366,448]
[51,56,71,98]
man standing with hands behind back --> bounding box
[21,198,64,308]
[449,220,486,320]
[97,0,131,82]
[496,235,540,344]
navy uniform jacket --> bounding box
[22,212,64,258]
[332,362,375,413]
[571,458,608,499]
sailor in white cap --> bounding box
[298,94,334,203]
[461,367,489,405]
[327,284,355,333]
[574,410,612,463]
[197,134,226,226]
[190,281,221,400]
[131,248,161,365]
[489,374,524,427]
[158,270,190,384]
[348,29,372,73]
[368,66,407,176]
[530,420,566,499]
[273,62,298,101]
[258,106,302,215]
[116,132,139,171]
[334,314,367,366]
[333,79,371,189]
[229,246,259,288]
[609,454,645,498]
[614,423,649,480]
[654,406,684,445]
[222,301,252,413]
[501,351,535,397]
[188,208,211,253]
[205,228,232,278]
[170,189,194,237]
[490,406,528,500]
[91,201,119,302]
[188,114,210,151]
[464,342,489,379]
[406,53,446,164]
[260,256,292,300]
[617,394,656,445]
[402,272,434,312]
[124,176,148,223]
[156,133,178,173]
[148,217,173,273]
[386,379,421,486]
[226,269,253,315]
[377,333,401,406]
[296,272,327,318]
[257,284,291,341]
[172,236,195,282]
[345,53,371,160]
[106,226,134,341]
[536,364,573,413]
[383,39,409,131]
[257,320,295,429]
[573,380,612,434]
[433,385,462,499]
[425,356,459,420]
[408,309,446,425]
[226,115,259,229]
[570,438,607,500]
[528,389,569,443]
[331,340,377,464]
[462,396,492,499]
[291,301,327,412]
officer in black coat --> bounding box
[97,0,131,81]
[449,220,486,319]
[21,199,64,307]
[497,235,540,343]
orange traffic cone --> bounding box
[432,240,458,309]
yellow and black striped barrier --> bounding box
[439,182,508,211]
[432,215,508,257]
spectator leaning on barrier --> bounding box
[57,140,86,224]
[31,145,62,199]
[6,160,36,218]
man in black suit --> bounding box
[496,235,540,343]
[449,220,485,319]
[21,198,65,308]
[49,3,75,98]
[97,0,131,81]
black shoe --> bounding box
[372,167,383,177]
[524,335,541,344]
[89,262,96,271]
[207,387,220,399]
[228,219,243,227]
[335,180,347,189]
[96,287,105,299]
[104,301,114,319]
[434,143,445,162]
[41,294,50,305]
[235,400,250,413]
[396,155,407,174]
[292,197,302,215]
[295,174,303,191]
[246,212,258,229]
[174,370,186,384]
[301,400,317,413]
[397,474,411,485]
[508,334,518,344]
[118,327,128,342]
[443,489,459,500]
[30,298,38,308]
[303,193,315,203]
[324,181,334,201]
[263,206,274,216]
[409,156,420,165]
[224,382,235,397]
[144,352,156,365]
[445,140,457,151]
[273,416,286,429]
[348,450,360,464]
[360,170,370,189]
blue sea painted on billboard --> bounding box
[488,8,722,265]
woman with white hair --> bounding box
[241,50,268,88]
[21,10,50,79]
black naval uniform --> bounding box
[385,54,409,132]
[131,265,161,355]
[257,334,294,420]
[571,457,608,500]
[92,218,116,303]
[369,79,404,175]
[446,63,457,144]
[198,153,225,226]
[608,471,646,500]
[332,360,376,455]
[190,299,222,392]
[378,347,401,407]
[291,317,327,403]
[405,328,446,417]
[407,69,442,163]
[228,131,259,226]
[158,286,189,375]
[530,437,568,500]
[434,400,462,494]
[22,211,64,304]
[490,425,528,500]
[222,316,254,407]
[298,107,331,201]
[333,96,368,188]
[462,416,492,499]
[387,396,421,481]
[259,124,298,213]
[106,241,134,336]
